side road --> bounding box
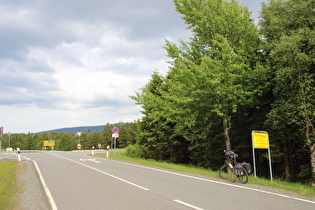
[17,161,51,210]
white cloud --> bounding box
[0,0,264,133]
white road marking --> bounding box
[79,158,101,163]
[113,160,315,205]
[174,200,204,210]
[46,152,315,206]
[51,153,149,191]
[22,156,31,160]
[32,160,58,210]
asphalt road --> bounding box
[7,151,315,210]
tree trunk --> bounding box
[283,142,291,182]
[310,143,315,186]
[306,123,315,186]
[223,116,232,151]
[300,76,315,185]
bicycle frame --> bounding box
[219,150,248,184]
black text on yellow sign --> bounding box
[252,131,269,149]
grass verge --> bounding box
[95,151,315,198]
[0,160,21,209]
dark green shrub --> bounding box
[126,144,149,158]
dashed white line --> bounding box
[174,200,204,210]
[51,153,149,191]
[115,160,315,205]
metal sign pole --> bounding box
[8,132,11,149]
[114,137,116,156]
[251,131,257,178]
[252,130,273,182]
[267,134,273,182]
[112,127,119,157]
[0,127,3,151]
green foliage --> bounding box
[110,151,315,197]
[129,0,315,184]
[260,0,315,182]
[125,144,149,159]
[0,122,138,151]
[2,0,314,185]
[131,0,265,166]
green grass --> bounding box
[95,151,315,198]
[0,161,21,210]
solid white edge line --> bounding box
[32,160,58,210]
[114,160,315,205]
[174,200,204,210]
[49,152,315,206]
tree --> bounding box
[102,123,114,149]
[131,71,174,160]
[118,122,137,148]
[131,0,266,167]
[93,131,102,149]
[24,133,35,150]
[166,0,263,151]
[260,0,315,183]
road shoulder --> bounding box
[17,161,51,210]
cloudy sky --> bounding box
[0,0,264,133]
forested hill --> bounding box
[37,125,106,134]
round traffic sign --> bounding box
[77,144,81,149]
[112,127,119,134]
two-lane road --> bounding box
[20,151,315,210]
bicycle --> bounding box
[219,150,248,184]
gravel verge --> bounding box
[17,161,51,210]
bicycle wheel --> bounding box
[236,166,248,184]
[219,164,233,179]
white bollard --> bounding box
[106,145,110,158]
[17,148,21,161]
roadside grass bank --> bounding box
[95,151,315,198]
[0,160,22,209]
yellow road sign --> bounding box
[44,140,55,147]
[252,131,269,149]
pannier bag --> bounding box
[234,164,245,176]
[241,162,252,174]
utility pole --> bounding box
[0,127,3,151]
[8,132,11,149]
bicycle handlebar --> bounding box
[224,150,238,159]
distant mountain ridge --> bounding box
[37,125,106,134]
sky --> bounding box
[0,0,264,133]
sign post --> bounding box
[76,132,82,142]
[0,127,3,151]
[112,127,119,156]
[8,132,11,150]
[76,132,82,149]
[252,130,273,182]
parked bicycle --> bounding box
[219,150,249,184]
